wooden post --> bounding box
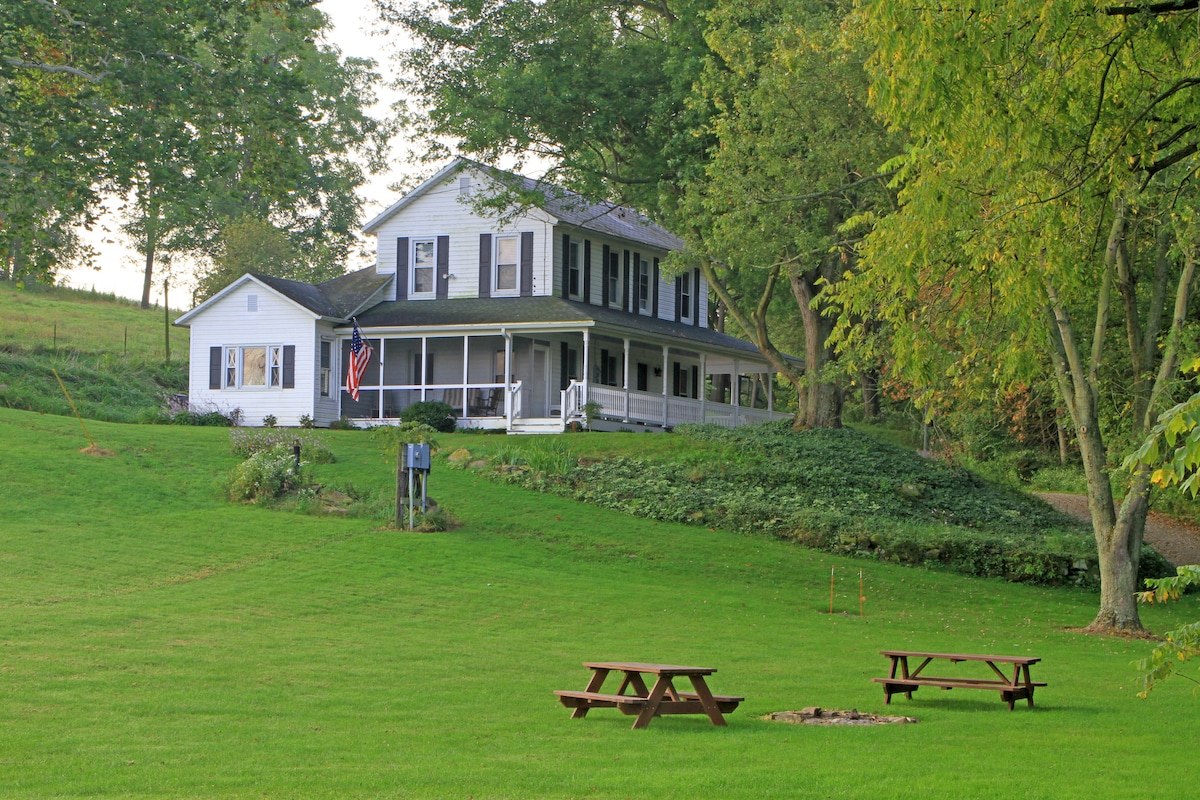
[163,278,170,363]
[829,566,835,615]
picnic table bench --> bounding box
[554,662,743,729]
[873,650,1046,710]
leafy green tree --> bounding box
[678,0,900,428]
[1135,565,1200,697]
[2,0,387,306]
[382,0,894,428]
[840,1,1200,632]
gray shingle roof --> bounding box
[251,267,392,320]
[351,296,765,358]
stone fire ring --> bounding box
[765,707,917,725]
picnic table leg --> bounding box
[687,676,728,727]
[572,668,610,719]
[1022,664,1035,708]
[631,676,672,729]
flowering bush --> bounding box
[229,428,336,464]
[228,446,304,503]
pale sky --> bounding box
[60,0,411,306]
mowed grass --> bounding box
[2,408,1197,799]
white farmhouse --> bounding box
[176,159,788,432]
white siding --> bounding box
[373,168,556,299]
[186,281,320,427]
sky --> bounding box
[59,0,411,306]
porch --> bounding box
[337,325,790,433]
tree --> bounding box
[194,214,343,302]
[2,0,388,305]
[677,0,900,428]
[381,0,893,428]
[840,1,1200,633]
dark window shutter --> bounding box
[396,237,409,301]
[652,258,660,317]
[520,231,534,296]
[436,235,450,300]
[674,277,682,323]
[282,345,295,389]
[622,250,630,312]
[601,244,610,306]
[561,234,571,299]
[583,240,592,303]
[209,346,222,389]
[478,234,492,298]
[691,364,699,399]
[693,268,701,325]
[560,342,569,390]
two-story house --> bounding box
[176,159,788,432]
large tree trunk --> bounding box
[789,258,844,430]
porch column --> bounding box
[461,335,470,417]
[732,357,740,427]
[768,370,775,420]
[700,353,707,425]
[622,337,631,421]
[420,336,428,402]
[378,338,386,420]
[582,329,591,409]
[504,330,513,429]
[662,345,670,427]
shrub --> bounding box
[400,400,457,433]
[299,414,315,429]
[229,428,336,464]
[262,414,277,428]
[328,416,357,430]
[228,446,304,503]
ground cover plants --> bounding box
[466,421,1173,589]
[2,406,1198,799]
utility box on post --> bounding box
[404,443,431,471]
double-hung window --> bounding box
[567,241,581,299]
[638,258,650,313]
[495,234,519,295]
[412,239,436,296]
[607,253,621,308]
[319,341,332,397]
[679,272,691,320]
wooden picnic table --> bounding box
[873,650,1046,710]
[554,662,743,729]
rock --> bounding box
[448,447,472,463]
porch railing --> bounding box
[586,384,785,429]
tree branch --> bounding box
[758,170,898,205]
[3,57,109,82]
[1106,0,1198,15]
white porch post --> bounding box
[377,337,385,420]
[622,337,631,421]
[462,334,470,417]
[420,336,428,402]
[700,353,707,425]
[662,345,670,427]
[504,330,513,429]
[582,329,591,413]
[768,370,775,419]
[732,357,740,427]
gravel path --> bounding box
[1036,492,1200,568]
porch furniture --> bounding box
[554,661,743,729]
[468,387,502,416]
[439,388,463,409]
[873,650,1046,710]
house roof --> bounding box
[362,157,684,252]
[175,267,393,326]
[350,296,770,360]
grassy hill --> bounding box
[1,407,1197,798]
[0,280,188,422]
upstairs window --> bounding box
[567,241,582,299]
[638,258,650,312]
[679,272,691,320]
[412,239,436,295]
[495,234,519,295]
[607,253,621,308]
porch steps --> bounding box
[509,418,567,435]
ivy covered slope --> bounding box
[496,422,1172,589]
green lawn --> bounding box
[1,407,1196,798]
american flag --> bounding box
[347,319,373,401]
